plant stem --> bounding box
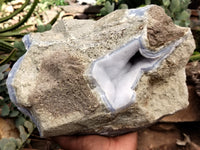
[0,0,38,33]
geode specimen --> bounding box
[7,5,195,137]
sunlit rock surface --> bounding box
[7,5,195,137]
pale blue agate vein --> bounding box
[90,35,187,112]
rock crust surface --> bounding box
[7,5,195,137]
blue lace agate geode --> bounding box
[6,5,195,137]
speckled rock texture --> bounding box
[7,5,195,137]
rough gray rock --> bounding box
[7,5,195,137]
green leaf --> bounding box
[145,0,151,5]
[170,0,180,13]
[3,142,16,150]
[1,104,10,117]
[55,0,68,6]
[19,125,28,143]
[7,138,22,149]
[105,1,114,13]
[9,110,19,117]
[37,24,52,32]
[174,20,181,25]
[15,116,26,128]
[193,51,200,55]
[184,20,190,27]
[9,137,20,145]
[100,1,115,16]
[15,138,22,148]
[99,7,107,16]
[0,139,10,149]
[24,121,34,133]
[174,19,189,27]
[14,41,26,52]
[176,10,190,21]
[181,0,191,10]
[162,0,170,7]
[0,64,9,75]
[13,41,26,60]
[118,4,128,9]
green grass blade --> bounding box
[0,40,14,52]
[0,25,32,37]
[0,31,27,37]
[0,0,5,11]
[0,49,16,65]
[48,12,60,25]
[0,0,38,33]
[13,25,32,32]
[0,0,30,23]
[190,54,200,61]
[0,38,17,42]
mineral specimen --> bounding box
[7,5,195,137]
